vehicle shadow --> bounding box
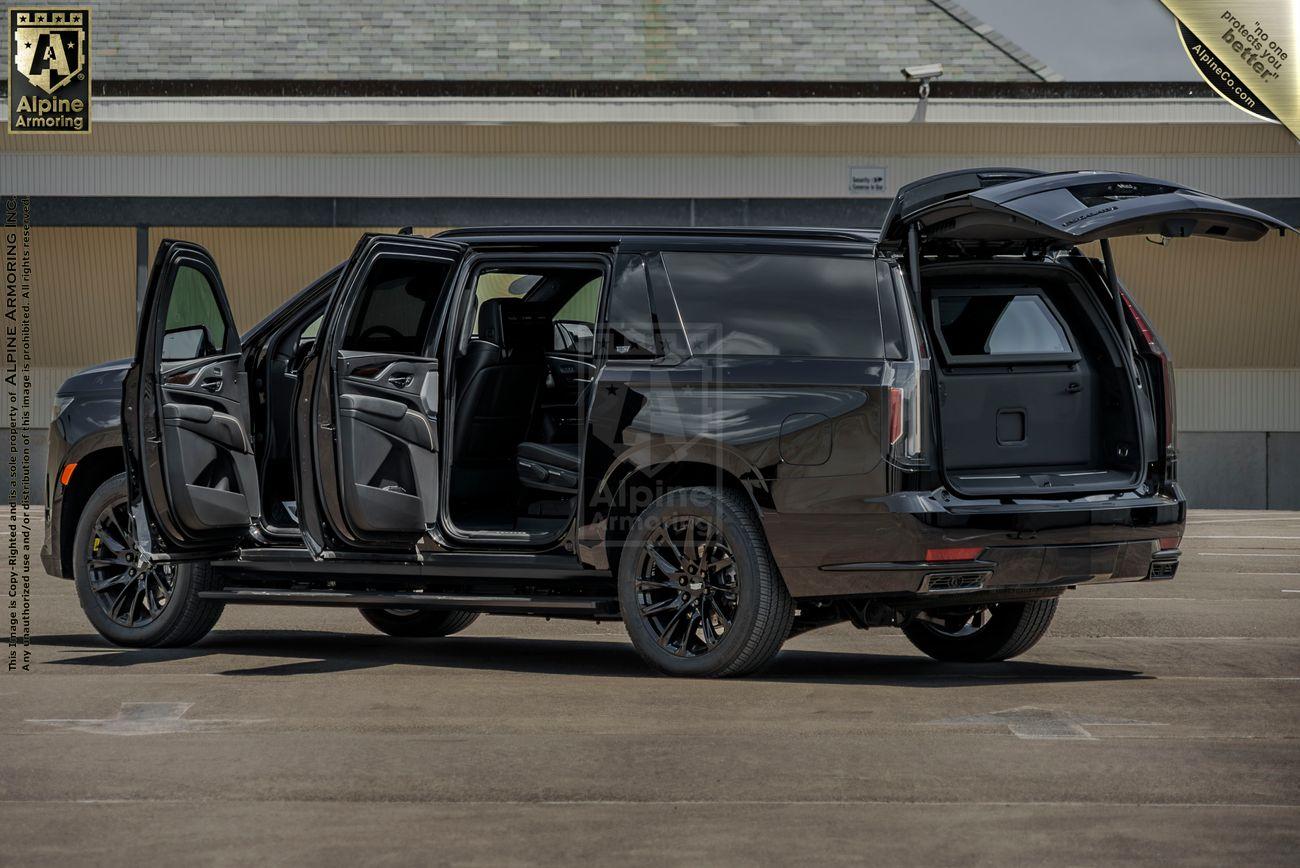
[34,630,1149,687]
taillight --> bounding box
[925,547,984,562]
[1122,293,1158,349]
[1158,536,1181,551]
[1122,292,1176,452]
[882,266,930,469]
[888,387,904,444]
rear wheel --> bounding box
[359,608,480,637]
[901,598,1058,662]
[618,486,793,677]
[72,473,224,648]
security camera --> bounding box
[901,63,944,81]
[901,63,943,100]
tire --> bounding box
[617,486,794,677]
[72,473,224,648]
[901,598,1058,662]
[359,608,480,637]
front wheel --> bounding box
[618,486,793,677]
[359,608,480,637]
[72,473,224,648]
[901,598,1058,662]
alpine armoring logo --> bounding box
[8,8,91,134]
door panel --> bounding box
[336,351,441,533]
[124,241,258,556]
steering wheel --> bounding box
[359,325,404,345]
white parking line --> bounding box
[1187,517,1300,525]
[1185,535,1300,540]
[1199,552,1299,558]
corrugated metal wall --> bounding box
[1177,370,1300,432]
[14,225,1296,433]
[10,153,1300,199]
[33,227,1292,369]
[7,227,441,426]
[147,227,365,330]
[31,228,137,369]
[1083,234,1300,369]
[5,120,1296,156]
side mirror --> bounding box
[161,325,212,361]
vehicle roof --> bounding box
[437,226,880,246]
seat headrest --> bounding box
[476,298,511,346]
[500,306,553,354]
[476,298,551,354]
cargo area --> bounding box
[919,259,1150,497]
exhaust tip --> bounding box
[921,571,990,593]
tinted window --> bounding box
[661,252,881,358]
[469,270,534,336]
[342,256,453,354]
[936,292,1071,357]
[552,279,601,355]
[604,255,657,359]
[162,264,227,360]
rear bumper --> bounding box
[799,541,1179,599]
[769,486,1185,599]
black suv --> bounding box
[42,169,1289,676]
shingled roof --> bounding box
[84,0,1056,82]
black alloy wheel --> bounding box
[634,516,739,658]
[617,486,793,677]
[358,607,481,637]
[901,598,1059,663]
[918,605,996,639]
[85,496,176,628]
[72,472,224,648]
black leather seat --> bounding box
[516,441,580,493]
[452,299,552,466]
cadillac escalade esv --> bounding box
[41,169,1290,676]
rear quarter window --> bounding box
[661,251,883,358]
[932,289,1076,363]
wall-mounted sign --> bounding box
[849,166,887,195]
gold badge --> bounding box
[8,8,91,134]
[1162,1,1296,137]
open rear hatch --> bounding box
[880,169,1290,498]
[879,168,1290,251]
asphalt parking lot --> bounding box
[3,508,1298,866]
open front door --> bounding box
[295,235,465,554]
[123,240,259,557]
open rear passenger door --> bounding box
[295,235,466,555]
[123,240,259,557]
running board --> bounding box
[200,587,620,619]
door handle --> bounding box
[199,376,223,393]
[388,372,414,389]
